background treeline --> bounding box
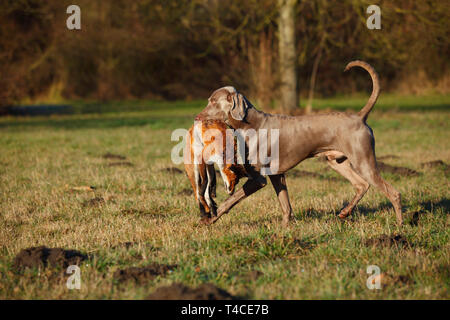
[1,0,449,108]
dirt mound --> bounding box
[161,167,183,174]
[146,283,237,300]
[102,153,127,160]
[392,274,413,285]
[112,242,138,250]
[377,161,419,177]
[114,263,177,283]
[82,196,115,207]
[421,160,446,168]
[421,160,449,174]
[82,197,105,207]
[13,246,88,271]
[364,234,411,248]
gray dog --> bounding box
[195,60,402,226]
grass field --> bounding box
[0,94,449,299]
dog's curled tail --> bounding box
[344,60,380,122]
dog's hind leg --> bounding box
[356,163,402,225]
[326,157,370,219]
[349,147,403,225]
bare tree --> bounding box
[306,0,327,114]
[278,0,298,112]
[305,39,323,113]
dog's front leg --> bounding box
[201,176,267,225]
[269,174,293,226]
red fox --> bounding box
[184,120,246,218]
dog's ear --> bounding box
[229,92,248,121]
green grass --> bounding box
[0,94,449,299]
[302,93,450,112]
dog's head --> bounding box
[195,86,251,123]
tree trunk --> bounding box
[306,40,323,114]
[278,0,298,112]
[247,31,274,111]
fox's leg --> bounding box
[205,164,218,216]
[195,162,211,218]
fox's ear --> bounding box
[230,92,248,121]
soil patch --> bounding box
[421,160,446,168]
[364,234,411,248]
[13,246,88,271]
[82,197,105,207]
[102,153,127,160]
[114,263,177,283]
[112,242,138,250]
[289,238,315,251]
[421,160,449,174]
[377,161,419,177]
[146,283,237,300]
[392,274,414,285]
[161,167,183,174]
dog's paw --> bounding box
[337,211,350,219]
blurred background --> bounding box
[1,0,448,112]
